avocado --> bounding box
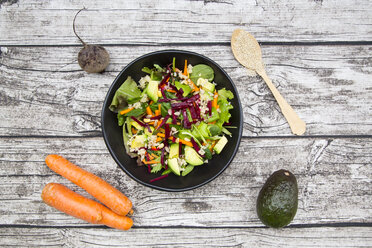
[213,136,228,154]
[131,134,146,149]
[169,143,179,159]
[197,78,215,92]
[167,158,180,176]
[184,146,204,166]
[256,169,298,228]
[147,80,159,102]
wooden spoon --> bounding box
[231,29,306,135]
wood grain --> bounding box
[0,227,371,247]
[0,45,371,137]
[0,0,372,45]
[0,137,370,227]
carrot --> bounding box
[167,89,177,93]
[120,107,134,115]
[41,183,133,231]
[155,119,163,129]
[156,137,163,142]
[178,138,193,147]
[189,79,199,92]
[183,59,188,76]
[212,91,218,109]
[158,104,161,113]
[157,133,165,137]
[45,154,132,216]
[154,110,160,116]
[210,140,217,152]
[142,159,161,165]
[146,106,153,116]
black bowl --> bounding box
[102,50,243,192]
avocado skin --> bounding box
[256,169,298,228]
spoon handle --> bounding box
[257,69,306,135]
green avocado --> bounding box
[256,169,298,228]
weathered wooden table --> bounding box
[1,0,371,247]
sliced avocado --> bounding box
[175,81,192,97]
[213,136,228,154]
[147,80,159,102]
[182,165,194,176]
[169,143,180,159]
[144,126,154,135]
[131,134,146,149]
[201,81,215,93]
[184,146,203,166]
[131,121,144,131]
[257,170,298,228]
[167,158,180,176]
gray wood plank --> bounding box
[0,0,372,45]
[0,45,371,136]
[0,227,371,248]
[0,137,370,227]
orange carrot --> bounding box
[142,159,161,165]
[178,139,193,147]
[146,106,153,116]
[158,104,161,113]
[155,119,163,129]
[120,107,134,115]
[157,133,165,137]
[212,91,218,109]
[166,89,177,93]
[183,59,188,76]
[41,183,133,231]
[189,79,199,92]
[154,110,160,116]
[45,155,132,216]
[210,140,217,152]
[156,137,163,142]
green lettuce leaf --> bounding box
[218,88,234,100]
[109,76,142,113]
[189,64,214,83]
[216,99,233,128]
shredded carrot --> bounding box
[166,89,177,93]
[156,137,163,142]
[158,104,161,113]
[183,59,188,76]
[154,110,160,116]
[151,154,159,158]
[210,140,217,152]
[209,121,216,124]
[149,101,153,105]
[166,77,170,82]
[189,79,199,92]
[120,107,134,115]
[142,159,161,165]
[131,127,137,134]
[157,133,165,137]
[148,153,155,160]
[178,139,193,147]
[212,91,218,109]
[156,120,163,129]
[146,106,153,116]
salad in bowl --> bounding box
[108,58,235,180]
